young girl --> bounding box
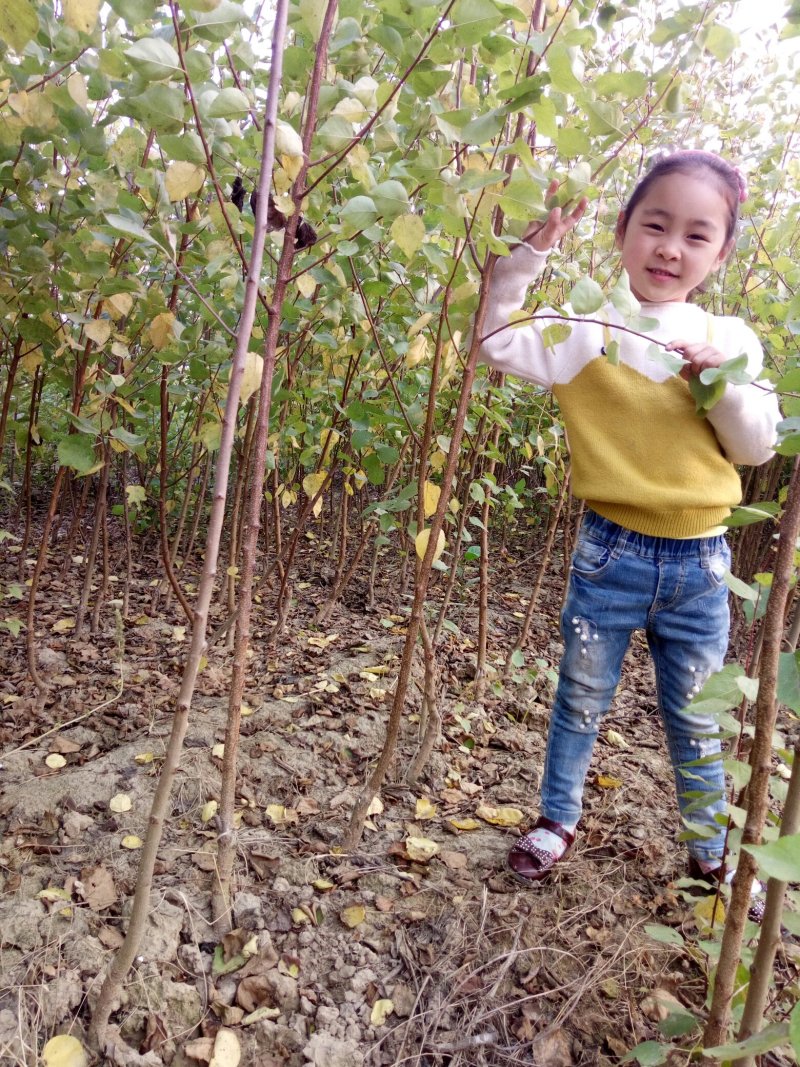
[480,151,781,891]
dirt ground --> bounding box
[1,527,797,1066]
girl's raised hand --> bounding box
[522,178,588,252]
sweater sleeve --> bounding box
[704,318,781,467]
[479,243,562,389]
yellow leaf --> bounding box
[422,480,441,519]
[172,625,186,642]
[52,618,75,634]
[340,905,366,928]
[605,729,629,750]
[240,702,255,717]
[20,350,43,375]
[296,273,316,298]
[238,351,263,406]
[165,161,205,202]
[390,213,425,258]
[42,1034,89,1067]
[109,793,132,813]
[201,800,219,823]
[38,887,71,903]
[596,774,622,789]
[361,664,389,676]
[447,817,480,831]
[84,319,112,346]
[404,836,440,862]
[408,312,432,338]
[45,753,67,769]
[415,527,446,564]
[429,449,446,471]
[694,893,725,929]
[107,292,133,319]
[312,878,335,891]
[303,470,327,498]
[291,907,311,925]
[62,0,101,34]
[149,311,176,351]
[209,1028,241,1067]
[67,72,88,108]
[366,796,384,816]
[404,333,429,369]
[211,743,225,758]
[121,835,143,849]
[319,427,340,456]
[370,998,394,1026]
[415,797,437,821]
[475,804,523,827]
[266,804,287,826]
[134,752,155,764]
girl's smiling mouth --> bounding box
[648,267,678,278]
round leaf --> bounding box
[42,1035,89,1067]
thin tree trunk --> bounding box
[733,740,800,1066]
[212,0,333,927]
[89,0,290,1044]
[703,456,800,1050]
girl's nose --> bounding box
[656,238,680,260]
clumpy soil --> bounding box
[1,535,797,1066]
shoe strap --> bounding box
[535,816,575,846]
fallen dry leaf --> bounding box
[370,998,394,1026]
[41,1035,88,1067]
[340,905,366,928]
[475,804,523,827]
[209,1028,240,1067]
[121,835,143,850]
[45,753,67,770]
[447,817,480,832]
[404,836,440,862]
[109,793,132,813]
[440,850,467,869]
[595,774,622,789]
[80,865,117,911]
[415,797,436,821]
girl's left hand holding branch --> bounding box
[666,339,728,381]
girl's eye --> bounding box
[689,234,709,242]
[644,223,663,232]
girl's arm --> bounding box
[480,182,587,387]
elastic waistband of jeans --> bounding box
[581,510,728,560]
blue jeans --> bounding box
[541,511,731,864]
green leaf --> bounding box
[569,276,605,315]
[593,71,648,98]
[620,1041,667,1065]
[644,923,683,947]
[124,38,181,80]
[110,427,147,451]
[0,0,39,52]
[723,569,759,602]
[704,1021,789,1060]
[744,835,800,881]
[104,213,165,249]
[339,196,378,231]
[449,0,503,45]
[371,180,410,220]
[723,502,780,528]
[58,435,97,475]
[688,376,726,414]
[609,270,641,321]
[541,323,572,350]
[704,23,739,62]
[790,1000,800,1058]
[777,651,800,713]
[547,44,583,94]
[207,87,251,118]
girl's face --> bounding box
[615,172,733,304]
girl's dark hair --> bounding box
[619,150,746,245]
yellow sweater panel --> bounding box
[554,358,742,538]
